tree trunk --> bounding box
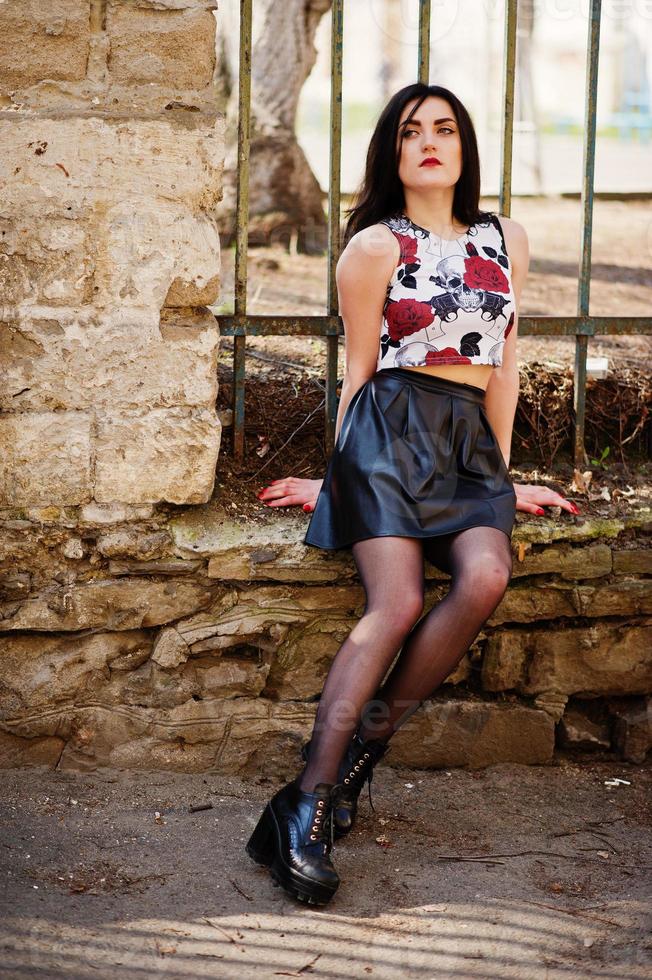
[216,0,332,254]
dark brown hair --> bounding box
[343,82,491,245]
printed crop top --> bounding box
[377,211,516,370]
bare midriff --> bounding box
[400,363,494,392]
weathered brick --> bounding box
[94,408,221,504]
[613,548,652,575]
[389,699,555,768]
[483,622,652,697]
[0,412,92,506]
[0,0,90,92]
[107,4,216,89]
[1,309,219,413]
[511,543,612,579]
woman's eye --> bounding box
[403,126,455,138]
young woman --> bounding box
[246,82,579,906]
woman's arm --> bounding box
[332,223,399,441]
[257,223,399,510]
[483,215,528,469]
[485,216,581,518]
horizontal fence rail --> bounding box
[219,0,651,471]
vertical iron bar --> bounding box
[575,0,602,472]
[232,0,252,460]
[418,0,431,84]
[499,0,518,218]
[325,0,344,456]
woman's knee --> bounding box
[366,589,423,636]
[452,554,512,601]
[392,590,425,634]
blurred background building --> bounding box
[296,0,651,195]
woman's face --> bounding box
[396,95,463,193]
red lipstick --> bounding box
[420,157,442,167]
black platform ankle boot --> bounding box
[245,778,341,906]
[300,732,389,839]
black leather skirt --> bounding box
[303,367,516,553]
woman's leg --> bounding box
[297,536,425,793]
[357,525,513,742]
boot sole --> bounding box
[246,803,339,906]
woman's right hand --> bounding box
[257,477,323,512]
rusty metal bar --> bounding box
[499,0,518,218]
[574,0,602,471]
[232,0,253,461]
[219,315,341,336]
[216,314,652,338]
[325,0,344,456]
[418,0,431,84]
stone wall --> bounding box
[0,505,650,774]
[0,2,650,779]
[0,0,223,510]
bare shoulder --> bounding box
[338,222,400,276]
[495,214,529,279]
[495,214,529,253]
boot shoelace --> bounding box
[308,793,335,851]
[342,749,378,812]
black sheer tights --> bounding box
[297,527,512,793]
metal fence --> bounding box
[216,0,651,469]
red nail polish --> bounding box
[536,508,545,515]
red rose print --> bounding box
[425,348,473,365]
[504,311,515,337]
[385,298,434,341]
[463,255,510,293]
[395,233,419,266]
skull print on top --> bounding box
[377,211,516,370]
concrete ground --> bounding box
[1,757,650,979]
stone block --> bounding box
[0,631,151,716]
[186,655,269,700]
[387,699,555,768]
[0,730,65,768]
[0,579,214,632]
[55,698,314,774]
[1,309,220,413]
[264,619,355,700]
[482,622,652,697]
[488,584,578,625]
[511,543,612,580]
[151,626,190,668]
[0,0,91,93]
[0,412,92,506]
[94,408,222,504]
[0,216,94,307]
[612,548,652,575]
[79,502,155,523]
[107,3,216,89]
[106,654,268,708]
[576,580,652,617]
[609,696,651,763]
[97,529,172,560]
[0,118,223,299]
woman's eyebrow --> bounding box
[399,117,456,128]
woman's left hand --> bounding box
[514,482,581,517]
